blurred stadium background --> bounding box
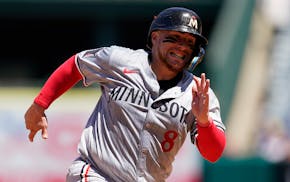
[0,0,290,181]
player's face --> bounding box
[151,30,197,72]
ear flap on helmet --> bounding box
[187,47,205,72]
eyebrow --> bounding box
[165,33,196,44]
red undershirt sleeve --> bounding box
[34,55,83,109]
[196,118,226,163]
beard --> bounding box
[162,59,183,72]
[160,53,190,72]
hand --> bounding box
[192,73,210,126]
[24,103,48,142]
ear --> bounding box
[151,31,159,45]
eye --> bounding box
[186,39,196,49]
[163,36,178,43]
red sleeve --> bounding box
[34,55,83,109]
[196,118,226,162]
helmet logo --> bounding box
[187,16,198,30]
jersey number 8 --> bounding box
[161,130,178,152]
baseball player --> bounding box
[24,7,226,182]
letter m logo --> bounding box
[187,16,198,30]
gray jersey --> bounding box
[75,45,225,182]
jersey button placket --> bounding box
[137,143,146,178]
[137,125,147,178]
[145,123,151,129]
[137,109,154,179]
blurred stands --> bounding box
[0,0,222,85]
[207,0,290,181]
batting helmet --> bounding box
[147,7,208,71]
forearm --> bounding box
[196,118,226,162]
[34,55,82,109]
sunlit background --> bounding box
[0,0,290,181]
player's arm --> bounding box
[195,118,226,162]
[24,55,82,142]
[191,73,226,162]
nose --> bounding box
[178,43,187,49]
[176,42,192,52]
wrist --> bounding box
[32,102,46,113]
[197,117,212,127]
[34,94,49,109]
